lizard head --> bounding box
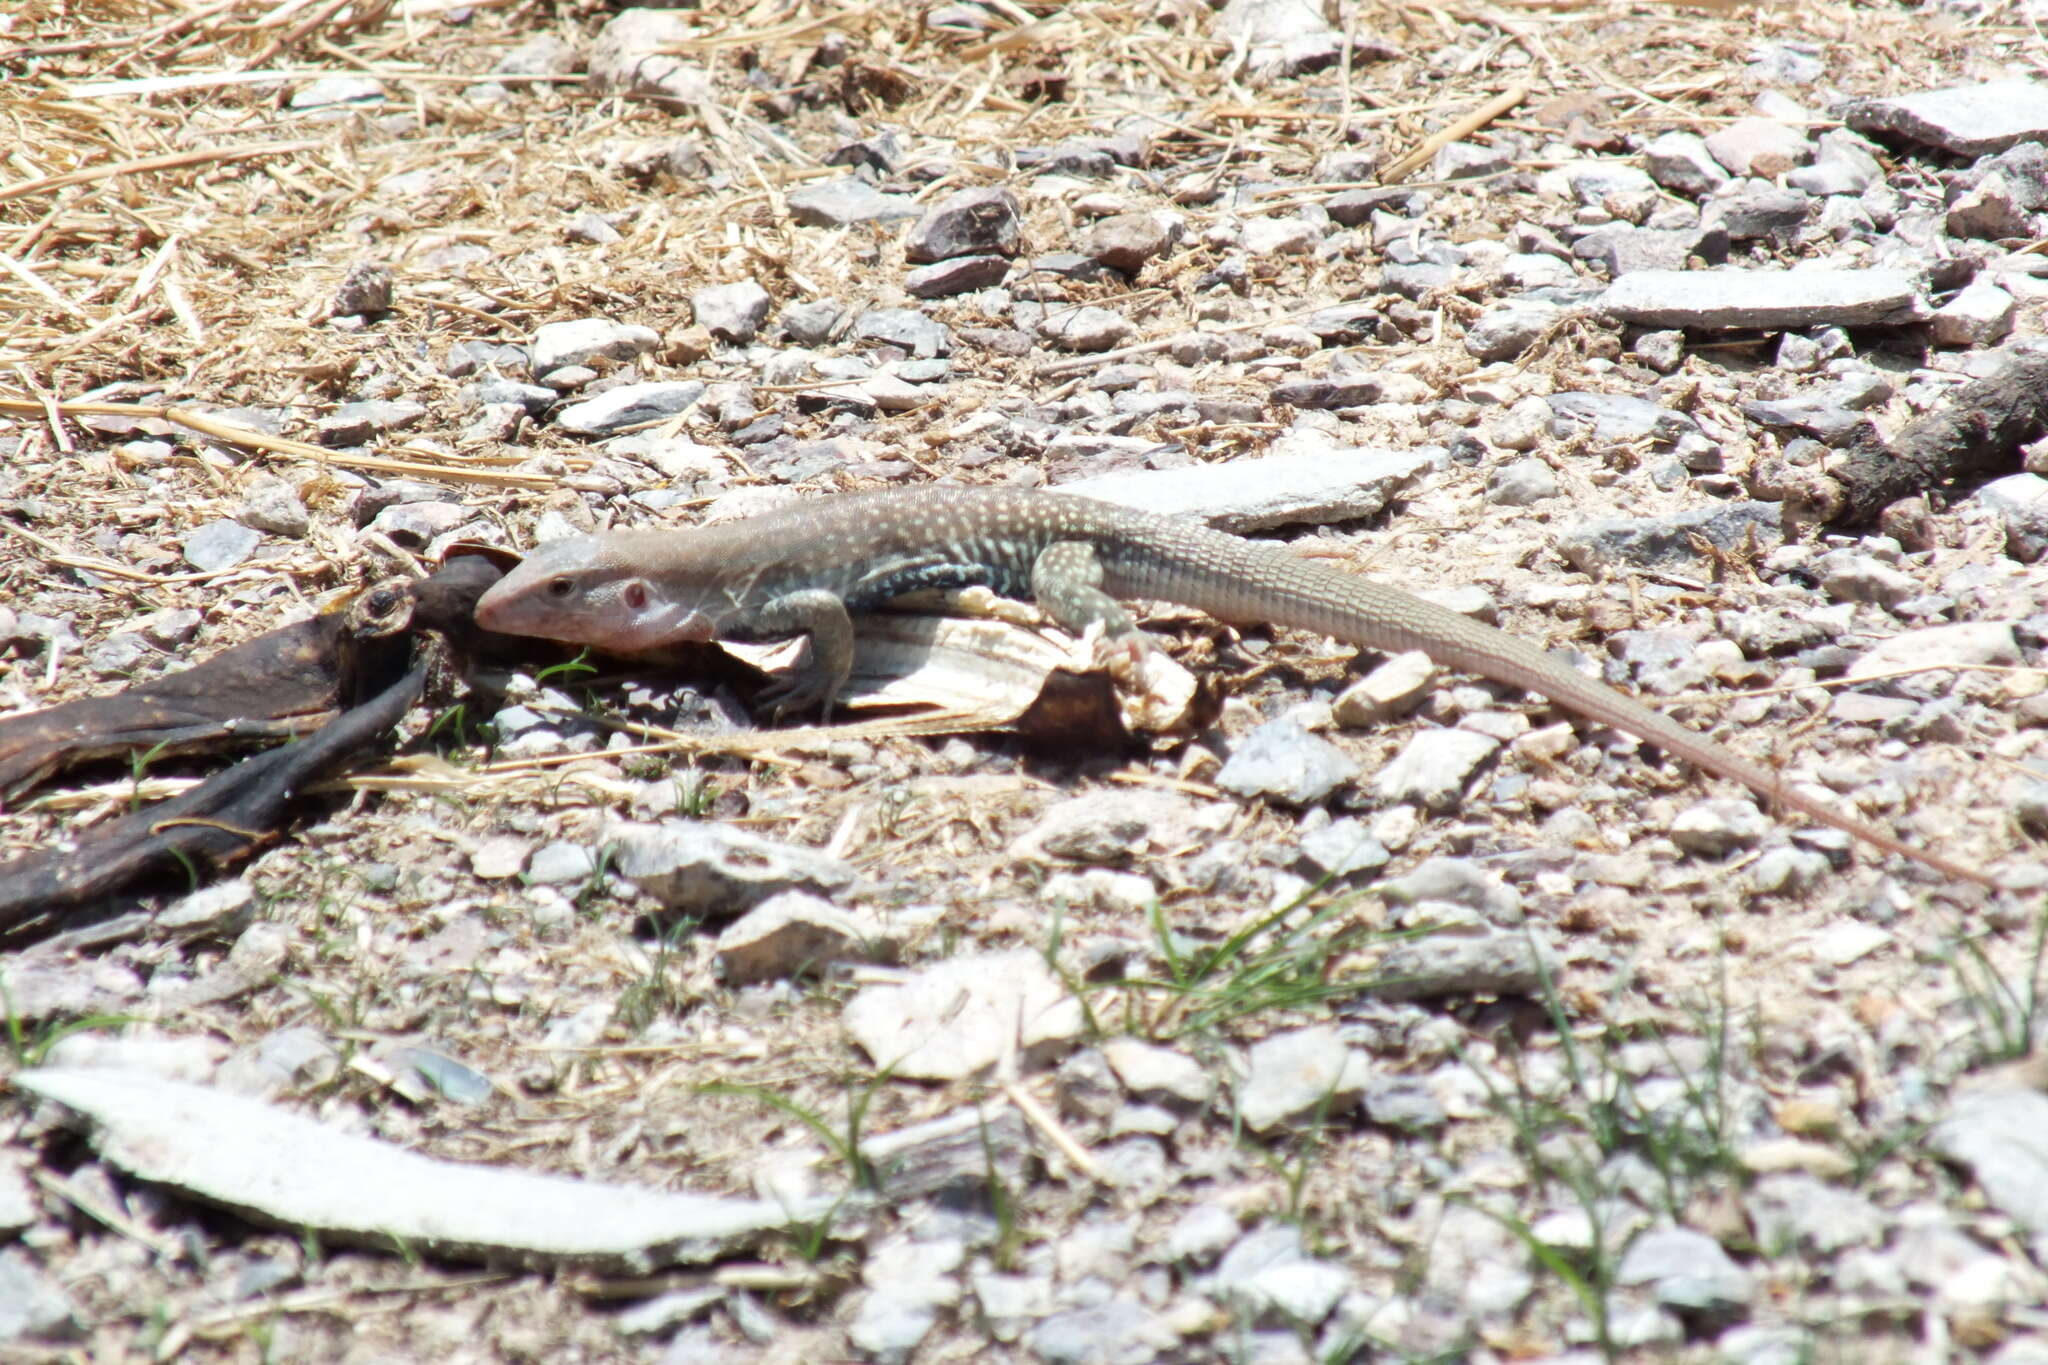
[474,535,718,650]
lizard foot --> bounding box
[753,669,836,725]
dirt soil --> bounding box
[0,0,2045,1361]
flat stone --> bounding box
[610,820,855,916]
[1037,305,1135,352]
[1236,1026,1370,1132]
[1078,212,1179,272]
[691,280,772,343]
[15,1067,817,1271]
[786,177,919,228]
[555,381,706,435]
[1930,279,2017,347]
[842,949,1084,1079]
[853,308,951,357]
[1617,1227,1752,1314]
[1600,268,1925,330]
[183,519,262,572]
[1846,620,2020,681]
[1931,1089,2048,1246]
[1844,80,2048,157]
[904,186,1022,262]
[1644,131,1730,195]
[1464,299,1565,361]
[1980,472,2048,561]
[1103,1038,1215,1106]
[0,1246,79,1341]
[1063,445,1431,532]
[1557,501,1785,573]
[1372,925,1556,1000]
[530,317,659,375]
[1216,718,1362,806]
[905,254,1010,298]
[1370,728,1500,810]
[1704,118,1813,178]
[587,8,707,103]
[713,890,870,984]
[317,399,426,445]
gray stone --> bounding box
[525,841,596,885]
[853,308,951,357]
[566,211,621,245]
[1846,620,2020,681]
[183,519,262,572]
[1380,857,1521,920]
[1369,729,1499,810]
[1670,798,1772,857]
[1464,299,1564,361]
[780,299,843,345]
[289,75,384,109]
[1950,171,2031,240]
[1844,80,2048,157]
[556,381,706,435]
[1487,457,1560,506]
[1930,279,2017,347]
[1027,1301,1171,1365]
[843,950,1083,1080]
[1373,925,1555,1001]
[1746,1173,1885,1253]
[1079,212,1179,272]
[1295,816,1390,878]
[587,8,706,103]
[530,317,658,375]
[1788,129,1884,197]
[317,399,426,445]
[1931,1089,2048,1248]
[1704,118,1812,178]
[786,178,919,228]
[905,186,1022,262]
[1064,445,1429,533]
[1216,718,1362,807]
[1167,1204,1241,1264]
[0,1155,35,1235]
[0,1247,79,1341]
[692,280,772,343]
[714,890,870,985]
[1617,1227,1752,1314]
[329,260,393,316]
[1980,472,2048,562]
[1038,306,1135,352]
[1716,1325,1812,1365]
[444,340,529,378]
[1236,1027,1369,1131]
[610,820,854,915]
[1359,1074,1447,1132]
[1600,268,1925,329]
[16,1066,818,1271]
[1557,501,1784,573]
[1102,1037,1215,1106]
[905,254,1009,298]
[1707,183,1809,242]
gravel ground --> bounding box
[3,0,2048,1361]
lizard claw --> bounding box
[753,668,837,725]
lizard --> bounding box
[472,485,1998,889]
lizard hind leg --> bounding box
[1030,540,1153,675]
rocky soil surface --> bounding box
[3,0,2048,1360]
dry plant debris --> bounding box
[3,0,2048,1359]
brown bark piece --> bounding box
[1828,346,2048,526]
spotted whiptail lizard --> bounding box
[473,486,1996,888]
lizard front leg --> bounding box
[733,588,857,722]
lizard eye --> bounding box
[622,580,650,610]
[545,575,576,600]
